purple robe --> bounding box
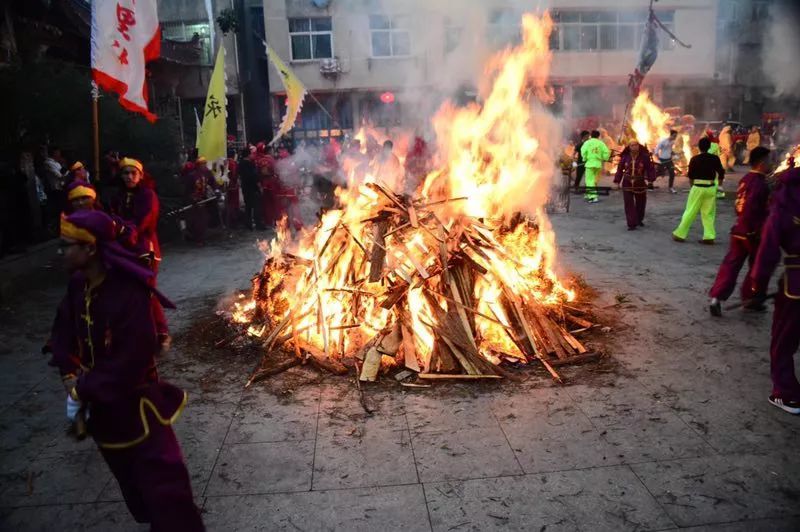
[614,148,655,229]
[51,268,203,529]
[751,168,800,401]
[709,171,771,300]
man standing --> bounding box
[110,158,170,351]
[655,130,678,194]
[744,126,761,165]
[238,148,264,230]
[749,166,800,415]
[52,210,204,529]
[672,138,725,244]
[708,147,772,316]
[580,130,610,203]
[573,130,590,190]
[225,148,240,228]
[614,139,655,230]
[371,140,404,192]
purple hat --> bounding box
[61,211,175,309]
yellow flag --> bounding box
[265,42,307,146]
[197,45,227,161]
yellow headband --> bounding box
[60,215,96,244]
[119,157,143,173]
[70,161,85,172]
[196,156,207,164]
[67,185,97,201]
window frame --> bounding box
[549,10,675,52]
[288,17,334,62]
[369,15,412,58]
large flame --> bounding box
[629,91,671,150]
[235,13,576,372]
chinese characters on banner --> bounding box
[91,0,161,122]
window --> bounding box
[360,93,402,127]
[289,17,333,61]
[274,93,353,139]
[549,10,675,52]
[444,17,462,54]
[370,15,411,57]
[161,21,213,64]
[487,8,521,47]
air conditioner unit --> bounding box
[320,57,342,78]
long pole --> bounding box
[91,81,100,181]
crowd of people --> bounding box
[25,117,800,531]
[572,124,800,416]
[174,135,431,245]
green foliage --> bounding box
[216,8,240,36]
[0,60,180,177]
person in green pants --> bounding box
[580,130,610,203]
[672,137,725,244]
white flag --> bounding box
[91,0,161,122]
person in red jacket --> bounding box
[52,210,204,530]
[749,166,800,414]
[109,158,170,351]
[708,147,772,316]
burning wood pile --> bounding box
[230,13,601,386]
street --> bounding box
[0,171,798,531]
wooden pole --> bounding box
[91,81,100,181]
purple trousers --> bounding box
[622,177,647,228]
[97,422,204,531]
[709,236,756,301]
[770,286,800,401]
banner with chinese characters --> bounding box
[91,0,161,122]
[265,42,307,146]
[196,45,227,162]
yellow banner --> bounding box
[265,42,307,145]
[197,45,227,161]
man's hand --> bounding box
[62,375,77,397]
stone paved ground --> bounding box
[0,171,799,531]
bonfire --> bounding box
[232,13,601,386]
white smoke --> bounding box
[762,3,800,96]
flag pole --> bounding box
[91,81,100,182]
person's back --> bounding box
[581,138,609,168]
[688,152,724,184]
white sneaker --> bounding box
[769,396,800,415]
[670,188,677,194]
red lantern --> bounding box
[380,91,395,104]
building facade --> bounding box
[261,0,720,143]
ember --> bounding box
[233,13,601,385]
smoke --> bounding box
[762,3,800,97]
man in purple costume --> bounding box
[52,210,204,530]
[109,158,170,351]
[750,167,800,415]
[709,147,772,316]
[614,139,655,230]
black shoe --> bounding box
[638,222,644,227]
[627,226,637,231]
[743,301,767,312]
[709,298,721,317]
[769,396,800,415]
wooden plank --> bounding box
[408,205,419,228]
[548,351,601,367]
[360,346,382,381]
[418,373,503,380]
[295,339,348,375]
[400,324,420,372]
[368,219,389,282]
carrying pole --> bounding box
[91,81,101,181]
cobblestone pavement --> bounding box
[1,173,799,531]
